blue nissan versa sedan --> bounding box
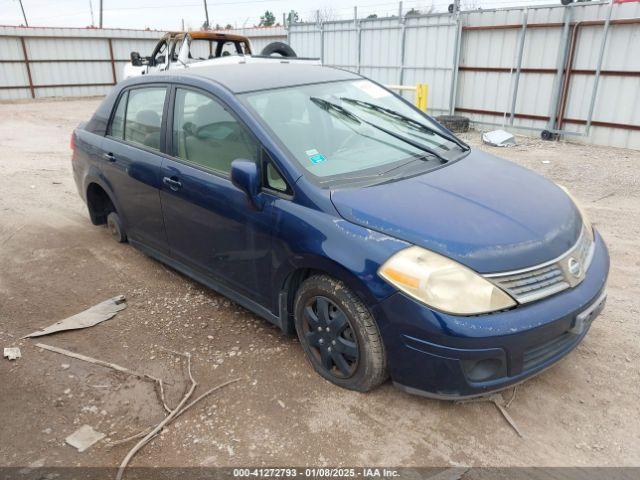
[71,62,609,398]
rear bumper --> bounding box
[374,231,610,399]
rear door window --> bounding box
[123,87,167,151]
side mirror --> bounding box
[130,51,142,66]
[231,159,263,210]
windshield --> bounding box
[241,79,466,185]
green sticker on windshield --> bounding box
[306,149,326,164]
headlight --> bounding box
[557,184,593,241]
[379,246,516,315]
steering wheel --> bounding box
[182,121,222,148]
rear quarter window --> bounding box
[108,91,127,139]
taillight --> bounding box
[70,132,76,151]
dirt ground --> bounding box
[0,97,639,470]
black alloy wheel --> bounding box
[301,296,359,379]
[294,275,388,392]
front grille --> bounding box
[522,332,576,371]
[493,264,568,303]
[486,225,595,304]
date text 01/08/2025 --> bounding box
[232,467,400,478]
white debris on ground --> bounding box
[24,295,127,338]
[65,425,105,452]
[482,129,517,147]
[3,347,21,360]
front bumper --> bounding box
[374,231,610,399]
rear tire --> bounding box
[294,275,387,392]
[106,212,126,243]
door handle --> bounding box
[162,176,182,191]
[103,152,116,162]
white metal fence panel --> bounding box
[0,27,160,100]
[0,26,287,100]
[403,14,458,113]
[560,4,640,149]
[323,22,359,68]
[288,2,640,149]
[287,23,322,58]
[289,14,458,113]
[457,2,640,149]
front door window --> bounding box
[172,88,259,175]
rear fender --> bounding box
[83,169,127,228]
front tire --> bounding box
[294,275,387,392]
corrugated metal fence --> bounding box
[0,27,160,98]
[1,2,639,149]
[289,1,640,149]
[0,25,286,100]
[290,14,459,118]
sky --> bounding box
[1,0,557,30]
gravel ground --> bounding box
[0,97,639,469]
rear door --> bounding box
[101,85,169,253]
[159,86,274,304]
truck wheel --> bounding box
[260,42,297,58]
[107,212,127,243]
[294,275,387,392]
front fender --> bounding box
[271,199,408,320]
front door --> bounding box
[159,87,274,304]
[101,85,169,253]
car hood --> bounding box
[330,150,582,273]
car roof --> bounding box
[164,62,361,94]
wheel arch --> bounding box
[276,255,381,335]
[84,175,122,226]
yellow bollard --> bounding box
[415,83,428,112]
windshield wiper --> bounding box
[310,97,448,163]
[310,96,362,124]
[340,97,470,151]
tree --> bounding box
[286,10,300,24]
[366,13,378,19]
[405,8,421,16]
[225,24,233,30]
[259,10,276,27]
